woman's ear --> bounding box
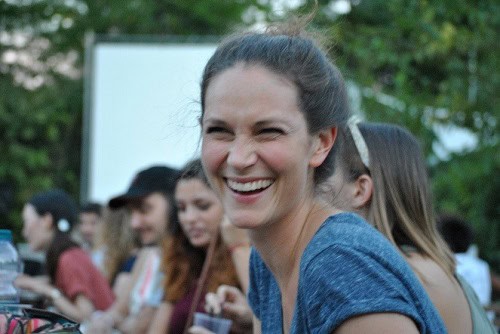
[351,174,373,209]
[309,127,337,168]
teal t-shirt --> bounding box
[248,213,446,333]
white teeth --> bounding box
[227,179,273,192]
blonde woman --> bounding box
[328,122,496,333]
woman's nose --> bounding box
[227,137,257,170]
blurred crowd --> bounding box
[13,156,500,333]
[14,161,253,333]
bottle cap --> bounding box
[0,229,13,242]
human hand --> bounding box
[205,285,253,333]
[82,311,114,334]
[14,274,50,296]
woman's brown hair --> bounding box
[200,18,350,185]
[162,159,239,302]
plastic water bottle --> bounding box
[0,229,20,304]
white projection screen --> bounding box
[81,36,218,203]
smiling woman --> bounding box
[198,18,448,334]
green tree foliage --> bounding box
[294,0,499,264]
[319,0,497,147]
[0,0,270,239]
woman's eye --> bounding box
[197,202,211,211]
[258,128,285,138]
[205,126,229,134]
[204,126,234,140]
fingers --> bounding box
[14,275,38,291]
[205,285,253,331]
[216,285,244,303]
[215,285,252,322]
[205,285,243,317]
[204,292,222,315]
[221,298,253,325]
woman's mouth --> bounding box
[187,228,211,244]
[226,179,274,194]
[188,227,204,236]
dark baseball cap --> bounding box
[108,165,180,209]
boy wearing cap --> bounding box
[85,165,179,334]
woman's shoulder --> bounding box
[300,213,426,294]
[405,253,451,282]
[318,212,378,237]
[296,248,447,333]
[406,253,465,300]
[58,247,90,265]
[406,253,492,334]
[305,212,395,261]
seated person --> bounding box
[328,122,495,333]
[77,202,104,268]
[93,206,140,295]
[148,159,250,334]
[15,189,114,322]
[85,165,179,334]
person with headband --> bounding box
[327,121,496,334]
[15,189,114,322]
[198,17,446,333]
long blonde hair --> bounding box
[331,122,455,278]
[94,207,138,284]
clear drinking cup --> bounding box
[193,312,232,334]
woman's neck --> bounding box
[250,198,337,281]
[250,198,338,334]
